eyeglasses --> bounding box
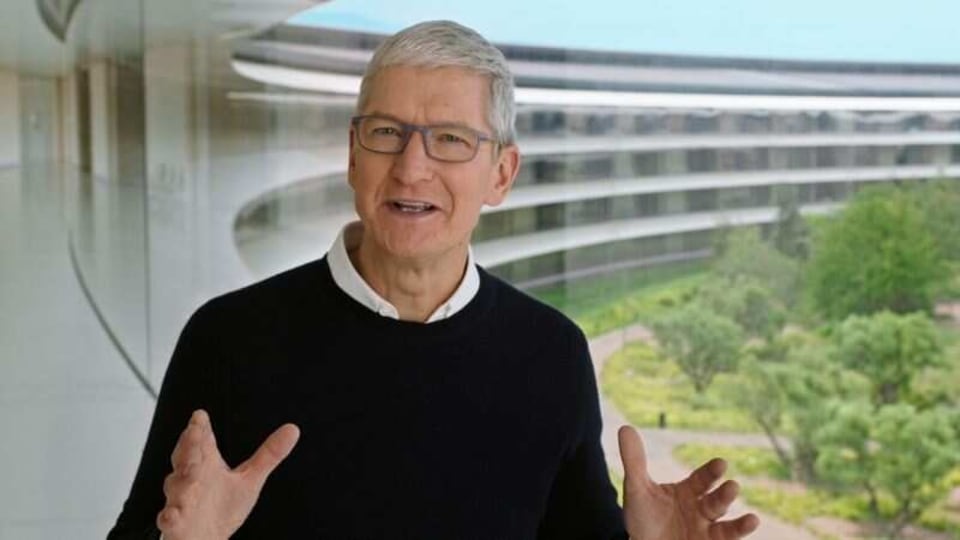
[351,115,498,163]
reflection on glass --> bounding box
[6,0,960,536]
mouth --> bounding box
[387,199,439,215]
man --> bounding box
[109,20,760,539]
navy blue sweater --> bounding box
[108,257,627,539]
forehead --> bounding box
[360,65,491,128]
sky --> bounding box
[288,0,959,64]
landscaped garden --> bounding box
[534,181,960,539]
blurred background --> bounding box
[1,0,958,538]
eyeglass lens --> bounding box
[356,116,480,162]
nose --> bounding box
[390,129,433,185]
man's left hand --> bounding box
[618,425,760,540]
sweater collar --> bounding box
[326,221,480,323]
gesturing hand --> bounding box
[157,410,300,540]
[619,426,760,540]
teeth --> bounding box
[393,200,434,212]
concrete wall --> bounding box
[145,43,193,195]
[17,75,59,166]
[59,69,80,167]
[0,70,20,167]
[89,60,112,178]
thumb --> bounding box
[194,409,221,458]
[236,423,301,490]
[618,425,652,486]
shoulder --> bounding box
[478,269,599,436]
[478,266,589,352]
[192,257,336,330]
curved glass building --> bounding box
[2,0,959,537]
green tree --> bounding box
[710,220,736,259]
[808,186,945,319]
[728,335,871,483]
[712,227,802,308]
[770,184,810,260]
[831,311,944,406]
[722,358,791,469]
[814,401,881,514]
[774,357,859,484]
[873,405,960,538]
[778,351,868,483]
[907,179,960,262]
[651,304,743,393]
[699,279,786,342]
[816,404,960,539]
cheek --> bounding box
[448,187,488,225]
[450,168,496,208]
[350,164,381,201]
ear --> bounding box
[484,143,520,207]
[347,127,358,191]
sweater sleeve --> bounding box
[537,328,629,540]
[106,301,227,540]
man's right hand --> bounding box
[157,409,301,540]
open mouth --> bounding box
[389,200,437,214]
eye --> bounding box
[442,133,465,143]
[436,132,469,145]
[371,126,402,137]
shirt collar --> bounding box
[327,221,480,323]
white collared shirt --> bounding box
[327,221,480,323]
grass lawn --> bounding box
[673,444,960,538]
[529,260,709,337]
[674,443,790,481]
[609,469,624,506]
[600,341,758,432]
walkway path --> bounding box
[587,323,817,540]
[935,300,960,327]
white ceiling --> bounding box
[0,0,68,76]
[0,0,323,77]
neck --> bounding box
[351,235,468,323]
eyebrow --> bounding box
[364,111,482,131]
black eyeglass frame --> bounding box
[350,114,500,163]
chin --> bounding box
[376,233,440,260]
[386,234,468,263]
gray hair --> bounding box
[356,20,517,145]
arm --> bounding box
[107,302,225,539]
[538,329,628,540]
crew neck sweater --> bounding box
[108,257,628,539]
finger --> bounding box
[708,513,760,540]
[700,479,739,521]
[617,425,652,486]
[194,409,221,460]
[163,472,177,500]
[170,412,205,470]
[237,423,301,489]
[163,469,195,502]
[156,505,183,534]
[680,456,727,499]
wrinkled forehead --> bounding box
[358,65,493,128]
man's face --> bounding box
[348,65,519,263]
